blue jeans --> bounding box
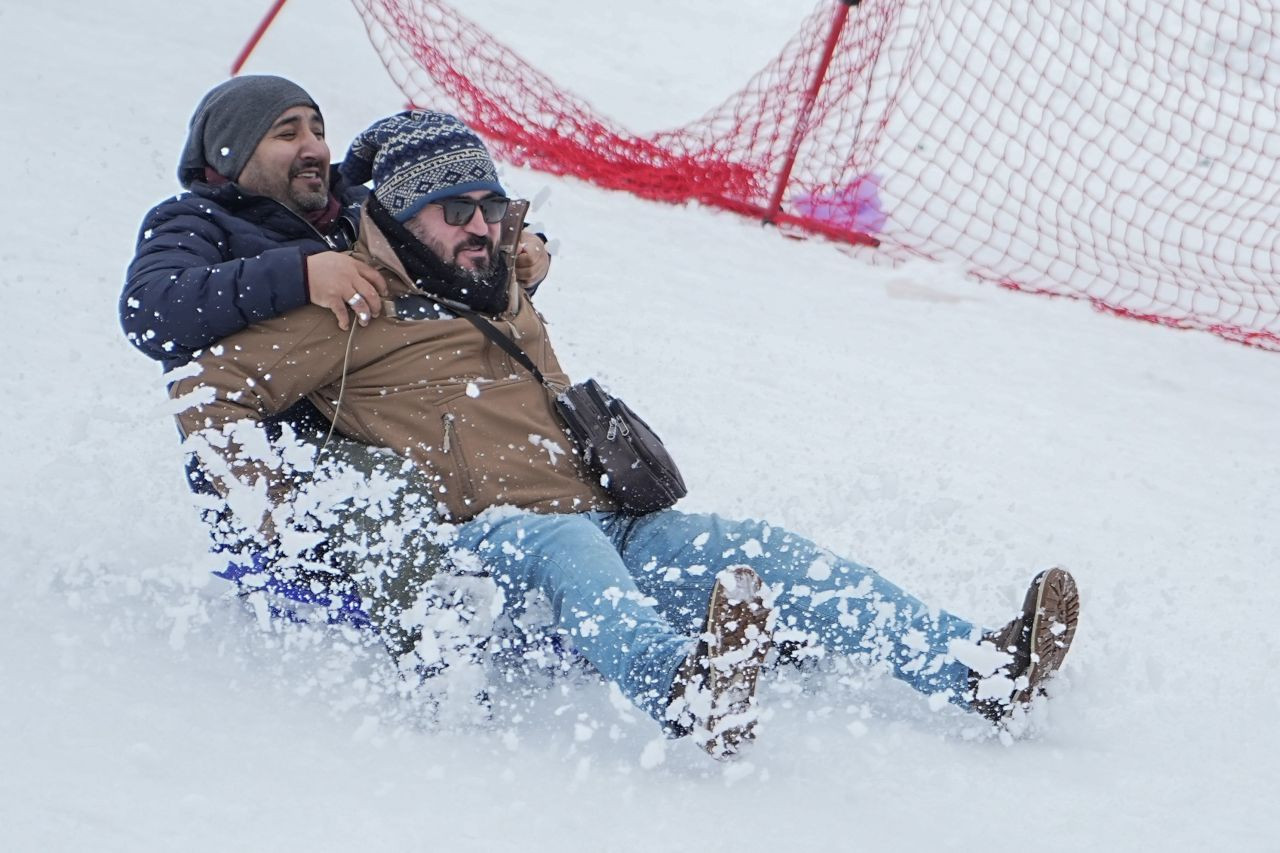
[453,509,980,725]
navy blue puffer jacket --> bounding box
[121,167,367,370]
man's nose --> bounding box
[300,130,329,161]
[462,206,489,235]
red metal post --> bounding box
[231,0,291,75]
[764,0,856,222]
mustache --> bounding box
[288,158,326,179]
[454,235,494,257]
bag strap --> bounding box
[453,306,551,388]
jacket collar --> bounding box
[356,204,414,288]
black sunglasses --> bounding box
[433,195,512,226]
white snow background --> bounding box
[2,0,1278,850]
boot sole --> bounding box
[699,566,774,758]
[1016,567,1080,705]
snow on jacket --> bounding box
[170,205,613,523]
[120,167,366,370]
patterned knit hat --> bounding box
[340,110,505,222]
[178,75,320,187]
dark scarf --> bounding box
[304,193,341,233]
[367,195,510,315]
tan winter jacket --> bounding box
[171,206,613,522]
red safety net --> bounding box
[352,0,1280,350]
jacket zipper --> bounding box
[442,412,456,453]
[441,413,476,502]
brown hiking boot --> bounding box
[972,567,1080,723]
[668,565,774,760]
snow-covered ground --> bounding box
[2,1,1278,850]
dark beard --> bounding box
[292,187,330,213]
[367,195,511,315]
[287,159,330,212]
[449,233,498,275]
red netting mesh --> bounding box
[352,0,1280,350]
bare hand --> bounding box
[305,252,389,330]
[515,232,551,290]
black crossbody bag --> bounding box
[454,308,687,514]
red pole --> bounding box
[231,0,291,75]
[764,0,858,222]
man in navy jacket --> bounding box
[122,75,392,373]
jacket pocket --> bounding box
[440,411,477,512]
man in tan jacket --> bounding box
[122,77,552,677]
[172,110,1080,759]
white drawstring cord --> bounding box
[316,317,359,461]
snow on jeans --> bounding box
[452,508,981,725]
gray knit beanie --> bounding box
[340,110,505,222]
[178,75,321,187]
